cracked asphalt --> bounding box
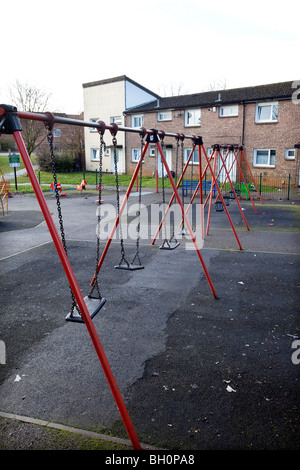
[0,189,299,451]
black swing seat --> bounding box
[160,239,180,250]
[114,261,144,271]
[65,296,106,323]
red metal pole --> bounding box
[239,148,263,205]
[151,144,196,245]
[13,130,142,450]
[91,141,149,283]
[156,140,218,299]
[217,149,250,231]
[203,145,243,250]
[232,148,258,213]
[198,144,204,240]
[206,148,217,235]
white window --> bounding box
[184,148,199,164]
[91,148,100,161]
[253,149,276,167]
[110,116,122,125]
[132,148,141,163]
[185,109,201,126]
[53,128,61,137]
[219,105,238,117]
[90,119,98,132]
[132,114,144,128]
[255,102,278,123]
[285,149,295,160]
[157,111,172,121]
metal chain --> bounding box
[169,138,180,241]
[130,135,144,266]
[46,126,78,314]
[89,133,105,299]
[160,138,168,242]
[113,134,129,267]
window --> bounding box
[219,105,238,117]
[90,119,98,132]
[157,111,172,121]
[110,116,122,125]
[285,149,295,160]
[184,148,199,164]
[53,128,61,137]
[132,114,144,128]
[185,109,201,126]
[253,149,276,167]
[132,148,141,163]
[255,102,278,123]
[91,148,100,161]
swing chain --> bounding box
[113,134,129,267]
[130,134,144,266]
[89,132,105,299]
[46,125,78,314]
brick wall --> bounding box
[125,99,300,185]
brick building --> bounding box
[124,80,300,186]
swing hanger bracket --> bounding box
[44,112,55,132]
[176,133,185,142]
[192,135,203,146]
[109,122,119,136]
[0,105,23,134]
[139,126,147,138]
[146,128,159,143]
[96,120,106,135]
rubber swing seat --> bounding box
[65,296,106,323]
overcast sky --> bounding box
[1,0,299,113]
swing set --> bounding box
[0,104,259,450]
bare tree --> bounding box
[158,81,189,97]
[207,78,227,91]
[9,80,52,155]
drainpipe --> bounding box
[242,101,245,146]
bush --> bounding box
[36,147,74,172]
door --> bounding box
[218,149,236,183]
[111,149,123,174]
[157,149,172,177]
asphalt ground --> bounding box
[0,187,299,455]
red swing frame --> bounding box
[0,105,219,450]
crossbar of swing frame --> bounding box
[16,110,197,141]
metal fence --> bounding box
[3,168,300,201]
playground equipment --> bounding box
[0,104,223,450]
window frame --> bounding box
[91,147,100,161]
[89,118,98,132]
[219,105,239,117]
[253,148,276,168]
[255,102,278,123]
[157,110,172,122]
[131,148,141,163]
[53,128,61,138]
[184,147,200,165]
[110,116,122,125]
[131,114,144,128]
[184,108,201,127]
[285,148,295,160]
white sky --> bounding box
[1,0,299,113]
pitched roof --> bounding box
[82,75,160,99]
[125,80,295,113]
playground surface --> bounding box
[0,187,299,451]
